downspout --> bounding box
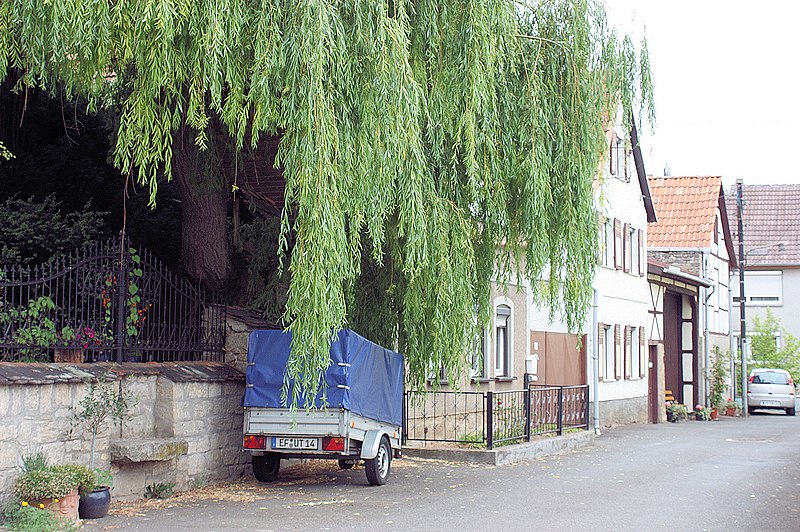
[592,288,601,435]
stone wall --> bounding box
[0,362,248,504]
[599,396,648,426]
[649,250,701,277]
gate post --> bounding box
[114,237,128,363]
[557,386,564,435]
[486,391,493,450]
[524,388,531,442]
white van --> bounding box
[747,368,796,416]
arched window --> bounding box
[495,304,512,378]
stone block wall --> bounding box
[0,362,248,504]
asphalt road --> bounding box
[85,412,800,532]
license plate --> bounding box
[272,437,319,450]
[761,400,780,407]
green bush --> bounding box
[3,504,76,532]
[13,464,95,501]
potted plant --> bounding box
[68,371,136,519]
[724,398,741,416]
[694,404,712,421]
[665,402,688,422]
[12,457,95,527]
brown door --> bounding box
[663,292,683,404]
[648,344,659,423]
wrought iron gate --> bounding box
[0,237,226,363]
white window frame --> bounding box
[493,301,513,379]
[630,326,640,380]
[603,324,614,381]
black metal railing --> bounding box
[404,384,589,449]
[0,236,226,363]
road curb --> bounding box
[403,430,596,465]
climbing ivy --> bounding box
[0,0,654,403]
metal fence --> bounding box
[404,384,589,449]
[0,236,226,363]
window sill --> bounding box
[426,379,450,386]
[470,377,492,384]
[494,376,516,383]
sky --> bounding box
[603,1,800,187]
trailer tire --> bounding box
[365,436,391,486]
[252,454,280,483]
[338,459,355,470]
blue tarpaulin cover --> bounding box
[244,329,404,427]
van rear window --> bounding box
[753,372,790,385]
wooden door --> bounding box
[663,292,683,404]
[648,344,659,423]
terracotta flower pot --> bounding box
[710,407,719,420]
[31,488,80,526]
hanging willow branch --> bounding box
[0,0,654,403]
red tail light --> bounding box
[748,375,755,383]
[789,377,794,386]
[322,437,345,451]
[244,435,266,449]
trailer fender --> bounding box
[360,430,391,460]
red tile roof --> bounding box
[648,176,724,249]
[724,184,800,267]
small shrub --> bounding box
[13,464,94,501]
[144,482,175,499]
[21,451,49,473]
[4,504,76,532]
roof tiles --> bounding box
[724,184,800,267]
[648,176,724,249]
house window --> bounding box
[609,136,617,176]
[733,271,783,306]
[471,330,487,379]
[603,219,614,267]
[628,226,638,274]
[630,326,640,379]
[495,304,512,378]
[600,324,614,381]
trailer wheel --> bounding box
[338,459,355,470]
[252,454,280,483]
[365,436,391,486]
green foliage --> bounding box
[0,0,654,404]
[0,296,72,361]
[13,464,93,501]
[144,482,175,500]
[3,504,76,532]
[750,309,800,378]
[0,140,12,161]
[709,347,729,409]
[20,451,49,474]
[0,195,106,265]
[93,468,113,489]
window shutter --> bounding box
[597,214,604,266]
[639,326,647,379]
[614,324,622,380]
[638,229,645,276]
[613,219,622,270]
[598,323,606,380]
[623,223,631,273]
[624,326,632,379]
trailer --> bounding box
[242,329,404,486]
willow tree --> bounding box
[0,0,653,404]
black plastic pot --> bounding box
[79,486,111,519]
